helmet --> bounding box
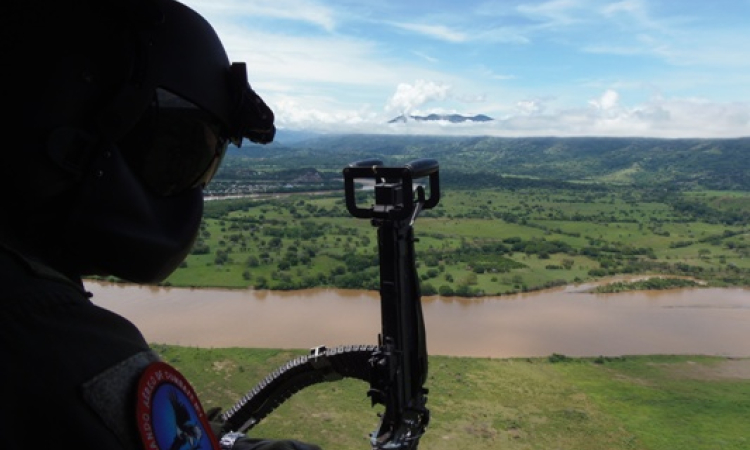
[2,0,274,282]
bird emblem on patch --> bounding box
[136,361,220,450]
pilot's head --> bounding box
[3,0,274,282]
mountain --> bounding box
[388,113,493,124]
[272,128,322,144]
[224,134,750,191]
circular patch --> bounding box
[136,361,219,450]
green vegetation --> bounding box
[90,136,750,295]
[592,277,702,293]
[157,345,750,450]
[153,185,749,296]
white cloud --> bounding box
[184,0,337,31]
[412,51,439,63]
[271,81,750,138]
[488,95,750,138]
[386,80,452,115]
[388,22,468,43]
[219,31,389,86]
[274,97,378,128]
[296,92,750,139]
[516,0,588,28]
[601,0,649,22]
[589,89,620,111]
[475,65,516,81]
[516,98,551,116]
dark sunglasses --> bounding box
[120,88,230,197]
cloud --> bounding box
[185,0,337,31]
[601,0,648,19]
[516,0,588,28]
[388,22,468,43]
[516,97,555,116]
[490,94,750,138]
[276,83,750,139]
[475,65,516,81]
[273,97,378,128]
[358,91,750,139]
[412,51,439,63]
[386,80,452,115]
[589,89,620,111]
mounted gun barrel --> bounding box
[343,159,439,449]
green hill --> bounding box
[227,135,750,190]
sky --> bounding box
[182,0,750,138]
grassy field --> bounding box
[156,345,750,450]
[150,186,750,295]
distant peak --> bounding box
[388,113,494,124]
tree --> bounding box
[438,285,454,296]
[421,283,437,296]
[246,255,260,267]
[214,250,229,265]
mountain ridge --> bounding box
[234,134,750,191]
[388,113,493,123]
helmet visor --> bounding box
[120,88,229,197]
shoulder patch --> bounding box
[136,361,220,450]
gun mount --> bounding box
[221,159,440,450]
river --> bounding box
[86,281,750,358]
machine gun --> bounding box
[220,159,440,449]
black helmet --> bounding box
[3,0,274,282]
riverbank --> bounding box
[589,276,705,293]
[84,273,721,295]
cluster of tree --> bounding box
[667,198,750,225]
[587,260,706,278]
[438,170,608,191]
[592,277,702,293]
[202,198,270,219]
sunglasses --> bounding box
[120,88,230,197]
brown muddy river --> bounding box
[86,281,750,358]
